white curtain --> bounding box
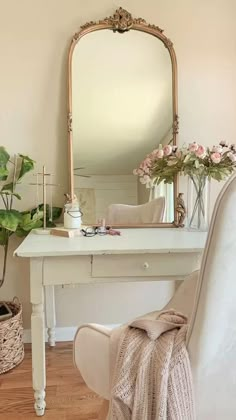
[149,182,174,222]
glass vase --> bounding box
[187,175,210,231]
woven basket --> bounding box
[0,298,24,374]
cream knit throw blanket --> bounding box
[108,309,195,420]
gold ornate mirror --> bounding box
[67,8,178,227]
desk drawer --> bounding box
[92,253,201,278]
[43,256,92,285]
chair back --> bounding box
[187,172,236,419]
[106,197,165,224]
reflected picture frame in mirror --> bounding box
[67,7,180,228]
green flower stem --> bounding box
[1,194,7,209]
[189,176,207,229]
[10,155,17,209]
[0,234,9,288]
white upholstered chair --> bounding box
[74,172,236,419]
[106,196,165,224]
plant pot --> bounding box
[0,298,24,374]
[187,175,210,231]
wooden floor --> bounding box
[0,343,103,420]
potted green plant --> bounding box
[0,146,61,373]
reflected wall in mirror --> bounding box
[68,8,179,227]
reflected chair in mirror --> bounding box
[106,196,165,225]
[74,171,236,419]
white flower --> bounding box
[133,168,138,175]
[156,149,164,159]
[228,152,236,162]
[220,140,229,147]
[212,145,223,154]
[167,159,177,166]
[189,142,199,152]
[140,175,150,184]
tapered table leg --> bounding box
[45,285,56,347]
[30,258,46,416]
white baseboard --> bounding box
[23,324,120,344]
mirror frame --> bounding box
[67,7,179,228]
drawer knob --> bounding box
[143,262,149,269]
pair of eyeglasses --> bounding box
[81,226,108,237]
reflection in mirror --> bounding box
[71,18,177,225]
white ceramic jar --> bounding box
[64,203,82,229]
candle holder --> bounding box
[30,166,59,235]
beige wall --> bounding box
[1,0,236,329]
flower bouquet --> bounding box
[134,141,236,229]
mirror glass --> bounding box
[72,28,175,225]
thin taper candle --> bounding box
[43,166,46,230]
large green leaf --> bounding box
[0,147,10,166]
[18,154,35,180]
[19,210,43,232]
[0,167,9,181]
[31,204,62,226]
[0,147,10,182]
[0,209,22,232]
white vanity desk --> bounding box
[15,227,206,416]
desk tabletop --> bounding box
[14,228,207,258]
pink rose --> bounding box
[137,168,144,176]
[195,145,206,158]
[150,149,159,157]
[211,152,221,164]
[189,142,199,152]
[163,145,172,156]
[156,149,164,159]
[212,145,223,154]
[228,152,236,162]
[141,157,151,167]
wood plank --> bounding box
[0,343,103,420]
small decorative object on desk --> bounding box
[81,226,121,237]
[134,140,236,231]
[30,166,62,235]
[175,193,186,227]
[64,195,82,229]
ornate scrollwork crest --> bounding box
[148,24,164,33]
[78,8,162,34]
[173,115,179,135]
[104,7,144,32]
[164,38,173,48]
[67,113,72,133]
